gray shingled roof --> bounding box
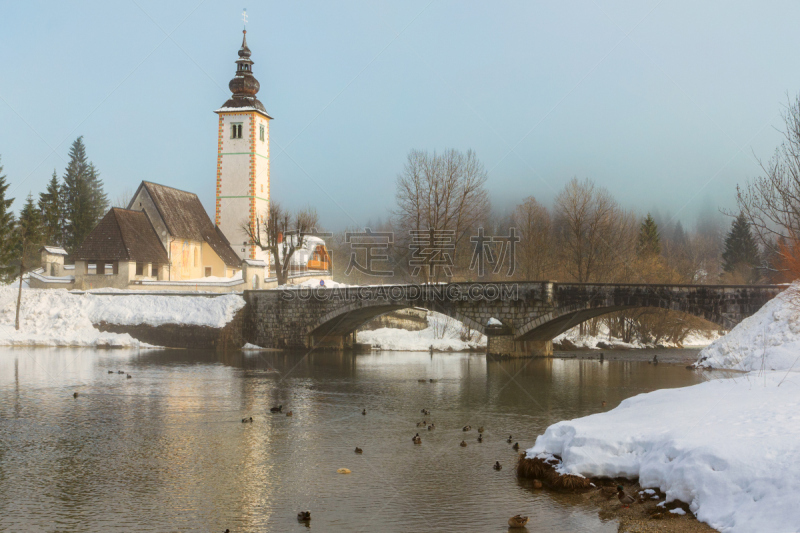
[140,182,241,268]
[74,208,169,264]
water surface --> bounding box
[0,348,707,532]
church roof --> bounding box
[132,181,241,268]
[74,208,169,264]
[216,30,272,119]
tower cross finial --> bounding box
[242,8,248,28]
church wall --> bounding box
[130,187,170,250]
[168,239,205,280]
[216,110,270,264]
[200,241,230,278]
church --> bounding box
[30,29,331,292]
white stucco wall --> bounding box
[216,110,270,264]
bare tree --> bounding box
[242,202,319,285]
[512,196,553,280]
[553,177,635,283]
[395,149,490,282]
[737,94,800,266]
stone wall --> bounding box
[95,308,245,350]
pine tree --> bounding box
[672,221,688,249]
[0,156,18,282]
[637,213,661,256]
[86,162,108,223]
[62,137,106,252]
[38,170,63,246]
[722,213,761,275]
[18,193,44,269]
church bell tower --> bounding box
[215,27,271,263]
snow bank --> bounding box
[528,372,800,533]
[0,288,143,348]
[85,293,245,328]
[697,283,797,370]
[0,288,245,348]
[554,321,720,350]
[358,311,486,352]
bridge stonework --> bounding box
[242,282,784,357]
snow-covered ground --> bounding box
[358,311,486,352]
[527,282,800,533]
[697,282,799,371]
[554,322,720,350]
[0,287,245,348]
[527,373,800,533]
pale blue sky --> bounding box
[2,1,800,230]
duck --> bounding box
[460,440,467,447]
[270,405,282,413]
[107,370,113,374]
[362,409,366,415]
[493,461,502,470]
[477,426,484,433]
[507,435,513,443]
[417,421,427,427]
[617,485,636,506]
[286,411,293,417]
[508,515,529,528]
[477,434,483,443]
[354,447,363,454]
[241,417,253,423]
[421,408,430,415]
[512,442,520,451]
[73,392,79,398]
[413,435,422,445]
[417,379,427,383]
[117,370,124,374]
[297,511,311,522]
[427,424,435,430]
[462,425,471,432]
[126,374,132,379]
[429,378,437,383]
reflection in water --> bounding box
[0,348,706,532]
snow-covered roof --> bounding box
[41,246,68,256]
[243,259,267,267]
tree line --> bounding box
[0,137,108,282]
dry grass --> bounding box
[516,455,593,492]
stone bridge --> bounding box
[242,282,784,357]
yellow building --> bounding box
[127,181,242,280]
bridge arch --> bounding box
[515,300,726,342]
[306,299,484,342]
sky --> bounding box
[2,0,800,231]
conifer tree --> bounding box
[637,213,661,256]
[0,156,18,282]
[18,193,44,268]
[38,170,63,246]
[722,213,761,275]
[62,137,106,252]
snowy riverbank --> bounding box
[0,288,245,348]
[526,372,800,533]
[357,312,486,351]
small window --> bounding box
[259,124,265,142]
[135,262,144,276]
[231,123,243,139]
[151,264,158,277]
[205,267,212,277]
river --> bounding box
[0,347,708,532]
